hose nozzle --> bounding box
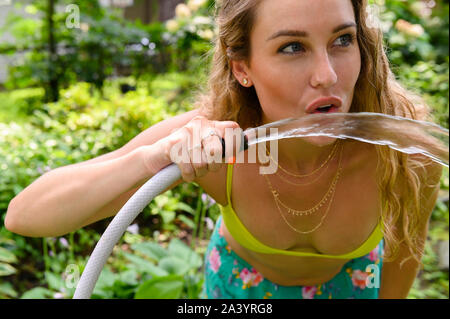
[219,132,249,158]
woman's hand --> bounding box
[143,115,242,182]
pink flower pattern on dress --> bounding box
[368,244,380,262]
[218,223,224,237]
[208,246,221,273]
[238,267,264,289]
[204,217,384,298]
[351,269,369,289]
[302,286,317,299]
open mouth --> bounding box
[313,104,339,114]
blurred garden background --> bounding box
[0,0,448,299]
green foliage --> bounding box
[371,0,449,128]
[0,88,45,124]
[396,60,449,128]
[88,236,203,299]
[0,247,17,277]
[0,0,448,300]
[0,74,217,299]
[15,235,205,299]
[162,0,216,73]
[1,1,149,96]
[0,0,214,100]
[371,0,448,64]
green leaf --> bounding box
[24,5,38,15]
[161,210,176,224]
[131,242,168,261]
[134,275,184,299]
[91,267,117,299]
[118,270,139,286]
[45,271,64,291]
[158,256,190,275]
[95,267,117,289]
[0,262,17,276]
[0,247,17,263]
[0,282,18,298]
[20,287,54,299]
[177,214,195,228]
[174,202,195,215]
[168,238,202,269]
[123,252,169,277]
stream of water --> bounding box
[243,112,449,167]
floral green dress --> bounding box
[201,216,384,299]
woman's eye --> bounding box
[334,33,355,47]
[279,42,304,54]
[278,34,355,55]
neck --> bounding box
[269,138,340,175]
[260,116,341,175]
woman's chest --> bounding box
[230,150,381,256]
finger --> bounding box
[198,149,210,177]
[168,127,197,182]
[167,127,190,164]
[213,121,242,161]
[190,145,208,178]
[187,125,210,178]
[203,138,223,171]
[174,140,196,182]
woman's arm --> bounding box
[378,161,443,299]
[5,147,154,237]
[4,109,202,237]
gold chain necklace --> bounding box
[266,139,340,178]
[276,185,336,234]
[268,147,337,186]
[263,142,344,234]
[263,142,343,216]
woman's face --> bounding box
[233,0,361,134]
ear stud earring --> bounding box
[243,78,249,86]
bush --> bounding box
[0,75,219,299]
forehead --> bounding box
[253,0,356,35]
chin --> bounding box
[302,136,339,147]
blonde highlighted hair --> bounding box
[195,0,440,265]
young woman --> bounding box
[5,0,443,299]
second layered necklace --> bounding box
[263,140,344,234]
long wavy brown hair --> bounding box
[195,0,439,266]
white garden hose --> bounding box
[73,163,182,299]
[73,135,247,299]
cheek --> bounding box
[337,49,361,88]
[331,52,361,111]
[251,56,306,105]
[252,64,299,105]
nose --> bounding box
[309,52,338,89]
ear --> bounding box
[230,59,253,87]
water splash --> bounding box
[244,112,449,167]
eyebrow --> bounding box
[266,22,357,41]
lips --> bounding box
[305,96,343,114]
